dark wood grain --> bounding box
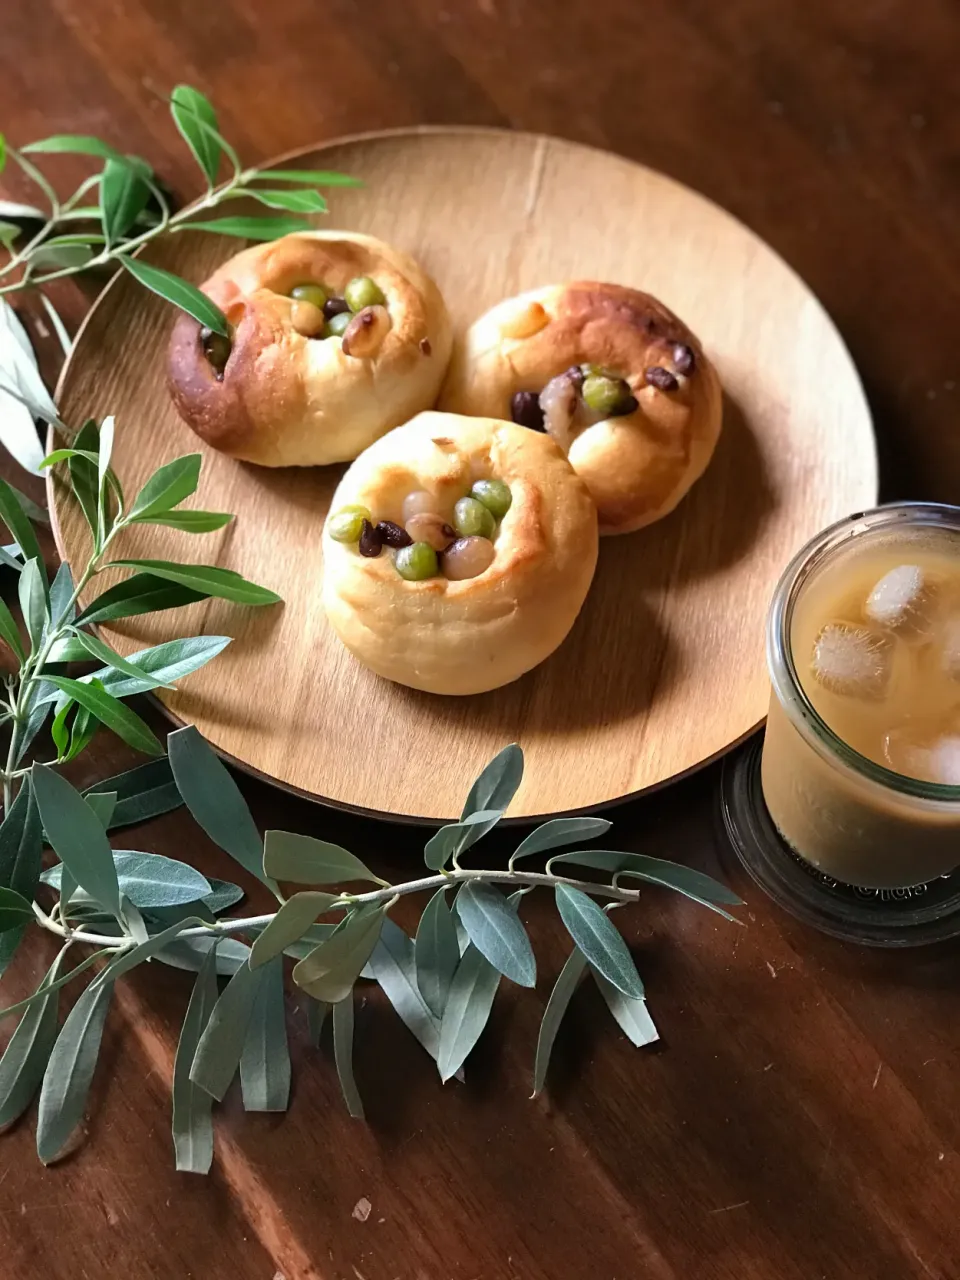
[1,2,959,1277]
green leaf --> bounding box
[548,850,743,920]
[369,917,440,1062]
[0,949,114,1021]
[0,778,42,909]
[436,943,502,1083]
[107,558,281,605]
[159,934,250,978]
[532,947,587,1097]
[0,134,5,175]
[29,242,94,270]
[85,635,232,698]
[0,886,33,932]
[249,891,340,969]
[190,961,263,1101]
[170,86,221,186]
[510,817,612,864]
[592,968,659,1048]
[291,907,384,1005]
[252,168,361,187]
[457,882,536,987]
[0,200,44,221]
[183,215,312,241]
[65,702,98,762]
[172,939,219,1173]
[84,790,116,829]
[96,414,115,543]
[84,758,182,829]
[101,155,151,245]
[461,743,523,819]
[125,454,201,522]
[15,679,53,764]
[423,808,502,871]
[414,888,460,1019]
[0,948,65,1126]
[32,763,121,916]
[305,997,329,1047]
[0,473,45,584]
[40,293,72,357]
[23,135,121,159]
[168,725,273,889]
[43,675,164,757]
[332,993,363,1119]
[0,220,19,249]
[133,509,234,533]
[67,419,100,541]
[0,595,23,661]
[262,831,381,886]
[120,257,229,336]
[74,572,206,625]
[554,885,644,1000]
[18,557,47,648]
[36,976,114,1164]
[43,851,210,910]
[50,700,73,759]
[49,558,75,626]
[245,188,327,214]
[239,957,290,1112]
[69,628,177,688]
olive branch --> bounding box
[0,726,742,1172]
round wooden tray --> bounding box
[50,127,877,823]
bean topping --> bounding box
[672,343,695,374]
[511,389,546,431]
[420,337,432,356]
[200,326,231,380]
[358,519,383,557]
[645,365,680,392]
[376,520,412,549]
[323,296,351,321]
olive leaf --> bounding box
[0,886,34,932]
[249,892,340,969]
[18,557,47,648]
[48,559,75,626]
[461,743,523,819]
[119,258,230,336]
[0,780,40,975]
[0,949,66,1127]
[305,997,329,1048]
[125,454,201,522]
[77,635,232,699]
[509,817,612,865]
[40,293,71,357]
[67,419,100,541]
[262,831,382,886]
[414,887,460,1019]
[170,85,221,186]
[532,947,588,1097]
[0,949,114,1022]
[369,917,441,1062]
[436,943,502,1084]
[43,851,210,910]
[183,215,312,241]
[291,906,384,1005]
[592,968,659,1048]
[190,961,263,1101]
[332,993,363,1120]
[548,850,743,920]
[84,790,117,829]
[32,763,122,917]
[42,675,164,757]
[107,558,281,606]
[0,473,45,583]
[244,188,327,214]
[554,885,644,1000]
[136,510,233,533]
[84,758,183,829]
[422,809,502,871]
[68,629,177,689]
[457,883,536,987]
[172,940,219,1174]
[159,934,251,978]
[239,956,290,1112]
[168,725,274,890]
[74,573,207,625]
[23,134,123,160]
[101,155,152,245]
[36,975,114,1165]
[252,168,362,188]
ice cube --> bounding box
[864,564,937,635]
[884,724,960,784]
[940,615,960,679]
[810,622,892,699]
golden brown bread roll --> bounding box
[440,282,722,535]
[321,412,598,695]
[168,231,452,466]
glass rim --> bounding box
[767,501,960,803]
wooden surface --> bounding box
[2,2,960,1278]
[52,128,876,821]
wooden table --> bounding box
[2,2,959,1276]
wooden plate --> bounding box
[50,127,877,822]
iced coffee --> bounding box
[762,505,960,889]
